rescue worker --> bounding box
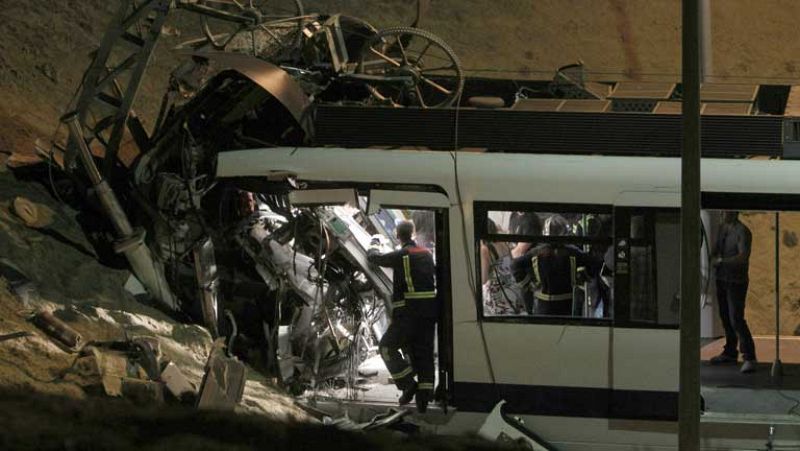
[367,220,438,412]
[511,215,597,316]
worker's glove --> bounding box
[367,235,382,261]
[369,235,382,249]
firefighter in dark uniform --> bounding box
[511,215,597,316]
[367,220,438,412]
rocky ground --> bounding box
[0,389,501,451]
[0,163,503,449]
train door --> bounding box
[700,194,800,419]
[610,193,680,420]
[289,187,453,407]
[364,189,453,406]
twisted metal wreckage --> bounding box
[55,0,461,399]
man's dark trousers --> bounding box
[379,311,436,393]
[716,280,756,361]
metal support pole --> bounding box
[772,212,783,384]
[62,112,178,312]
[680,0,702,449]
[700,0,713,82]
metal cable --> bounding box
[450,92,499,390]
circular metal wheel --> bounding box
[356,26,464,108]
[198,0,305,56]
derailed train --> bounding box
[59,0,463,405]
[125,66,405,392]
[109,70,800,448]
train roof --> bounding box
[218,147,800,208]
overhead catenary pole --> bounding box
[772,212,783,384]
[679,0,702,449]
[701,0,713,81]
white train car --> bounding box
[217,147,800,450]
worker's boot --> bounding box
[398,382,417,406]
[416,389,430,413]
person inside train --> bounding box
[481,219,523,315]
[510,212,543,258]
[709,210,756,374]
[510,215,600,316]
[367,220,439,412]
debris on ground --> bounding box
[0,168,311,421]
[322,408,411,432]
[0,331,31,343]
[0,259,38,307]
[30,309,83,351]
[4,151,44,169]
[11,196,51,228]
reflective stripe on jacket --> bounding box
[531,250,585,302]
[368,241,438,318]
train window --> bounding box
[615,209,680,326]
[488,211,610,238]
[477,204,612,319]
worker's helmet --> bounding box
[543,215,569,236]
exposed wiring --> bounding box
[225,309,238,357]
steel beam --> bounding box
[65,0,171,176]
[679,0,702,449]
[63,113,177,311]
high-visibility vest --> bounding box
[531,251,586,302]
[394,246,438,317]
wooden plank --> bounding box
[784,85,800,116]
[701,102,752,115]
[608,81,675,100]
[584,81,613,99]
[654,101,753,115]
[559,99,610,112]
[700,83,758,102]
[511,99,564,111]
[653,101,684,114]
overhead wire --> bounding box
[449,90,499,391]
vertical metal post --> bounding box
[63,111,178,312]
[680,0,702,449]
[772,212,783,383]
[700,0,713,81]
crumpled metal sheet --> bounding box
[321,408,409,431]
[187,51,311,131]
